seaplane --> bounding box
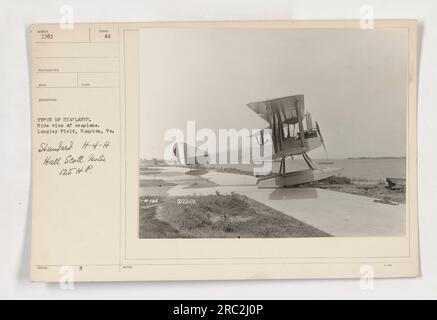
[247,94,341,188]
[171,94,341,187]
[172,142,209,170]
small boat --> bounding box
[386,177,406,190]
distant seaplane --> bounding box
[172,142,209,170]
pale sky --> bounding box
[140,27,408,159]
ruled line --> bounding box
[35,56,118,59]
[36,71,119,74]
[36,86,119,89]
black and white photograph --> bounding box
[139,27,407,239]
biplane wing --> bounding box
[247,95,311,156]
[247,101,270,123]
[247,95,305,125]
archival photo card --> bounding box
[30,21,418,282]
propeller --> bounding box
[316,121,329,160]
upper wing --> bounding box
[246,95,304,125]
[247,101,270,122]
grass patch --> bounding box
[139,201,187,238]
[307,178,405,204]
[139,179,176,187]
[139,193,330,238]
[321,175,351,184]
[185,168,209,176]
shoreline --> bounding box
[201,166,406,204]
[140,165,406,204]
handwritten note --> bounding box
[36,117,114,176]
